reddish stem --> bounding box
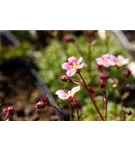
[76,108,80,121]
[78,72,105,121]
[68,103,73,121]
[5,112,9,121]
[102,89,107,120]
[49,104,64,121]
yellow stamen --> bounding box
[116,61,122,67]
[72,63,78,70]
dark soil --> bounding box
[123,31,135,43]
[0,70,58,121]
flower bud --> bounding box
[125,109,132,116]
[99,74,109,80]
[8,106,14,112]
[63,35,75,43]
[3,106,14,115]
[123,69,131,78]
[35,101,46,109]
[71,98,80,108]
[99,79,106,89]
[2,109,9,115]
[96,65,103,71]
[41,96,49,105]
[60,75,71,82]
[35,96,50,109]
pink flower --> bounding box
[115,55,129,67]
[55,86,80,100]
[96,54,116,68]
[62,57,84,76]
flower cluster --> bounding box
[2,106,14,120]
[96,54,129,68]
[56,57,84,101]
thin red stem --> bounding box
[49,104,64,121]
[78,72,105,121]
[102,89,107,120]
[76,108,80,121]
[68,103,73,121]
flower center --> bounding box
[67,91,74,99]
[116,61,122,67]
[72,63,78,70]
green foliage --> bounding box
[35,33,134,120]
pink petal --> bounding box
[123,59,129,65]
[77,57,84,69]
[55,90,69,100]
[108,60,116,66]
[78,63,84,69]
[109,55,117,61]
[96,58,103,65]
[66,69,76,77]
[78,57,82,64]
[71,86,80,95]
[102,54,109,58]
[102,62,110,68]
[62,62,71,70]
[68,57,77,64]
[117,55,124,60]
[117,55,129,65]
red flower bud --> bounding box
[8,106,14,112]
[99,79,106,89]
[35,96,50,109]
[2,106,15,120]
[99,74,109,80]
[96,65,103,71]
[41,96,49,105]
[35,101,46,109]
[3,109,8,115]
[63,35,75,43]
[71,98,80,108]
[60,75,71,82]
[123,69,131,78]
[125,109,132,116]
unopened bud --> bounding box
[99,79,106,89]
[99,74,109,80]
[35,96,50,109]
[60,75,71,82]
[123,69,131,78]
[35,101,46,109]
[8,106,14,112]
[71,98,80,108]
[63,35,75,43]
[125,109,132,116]
[96,65,103,71]
[41,96,50,105]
